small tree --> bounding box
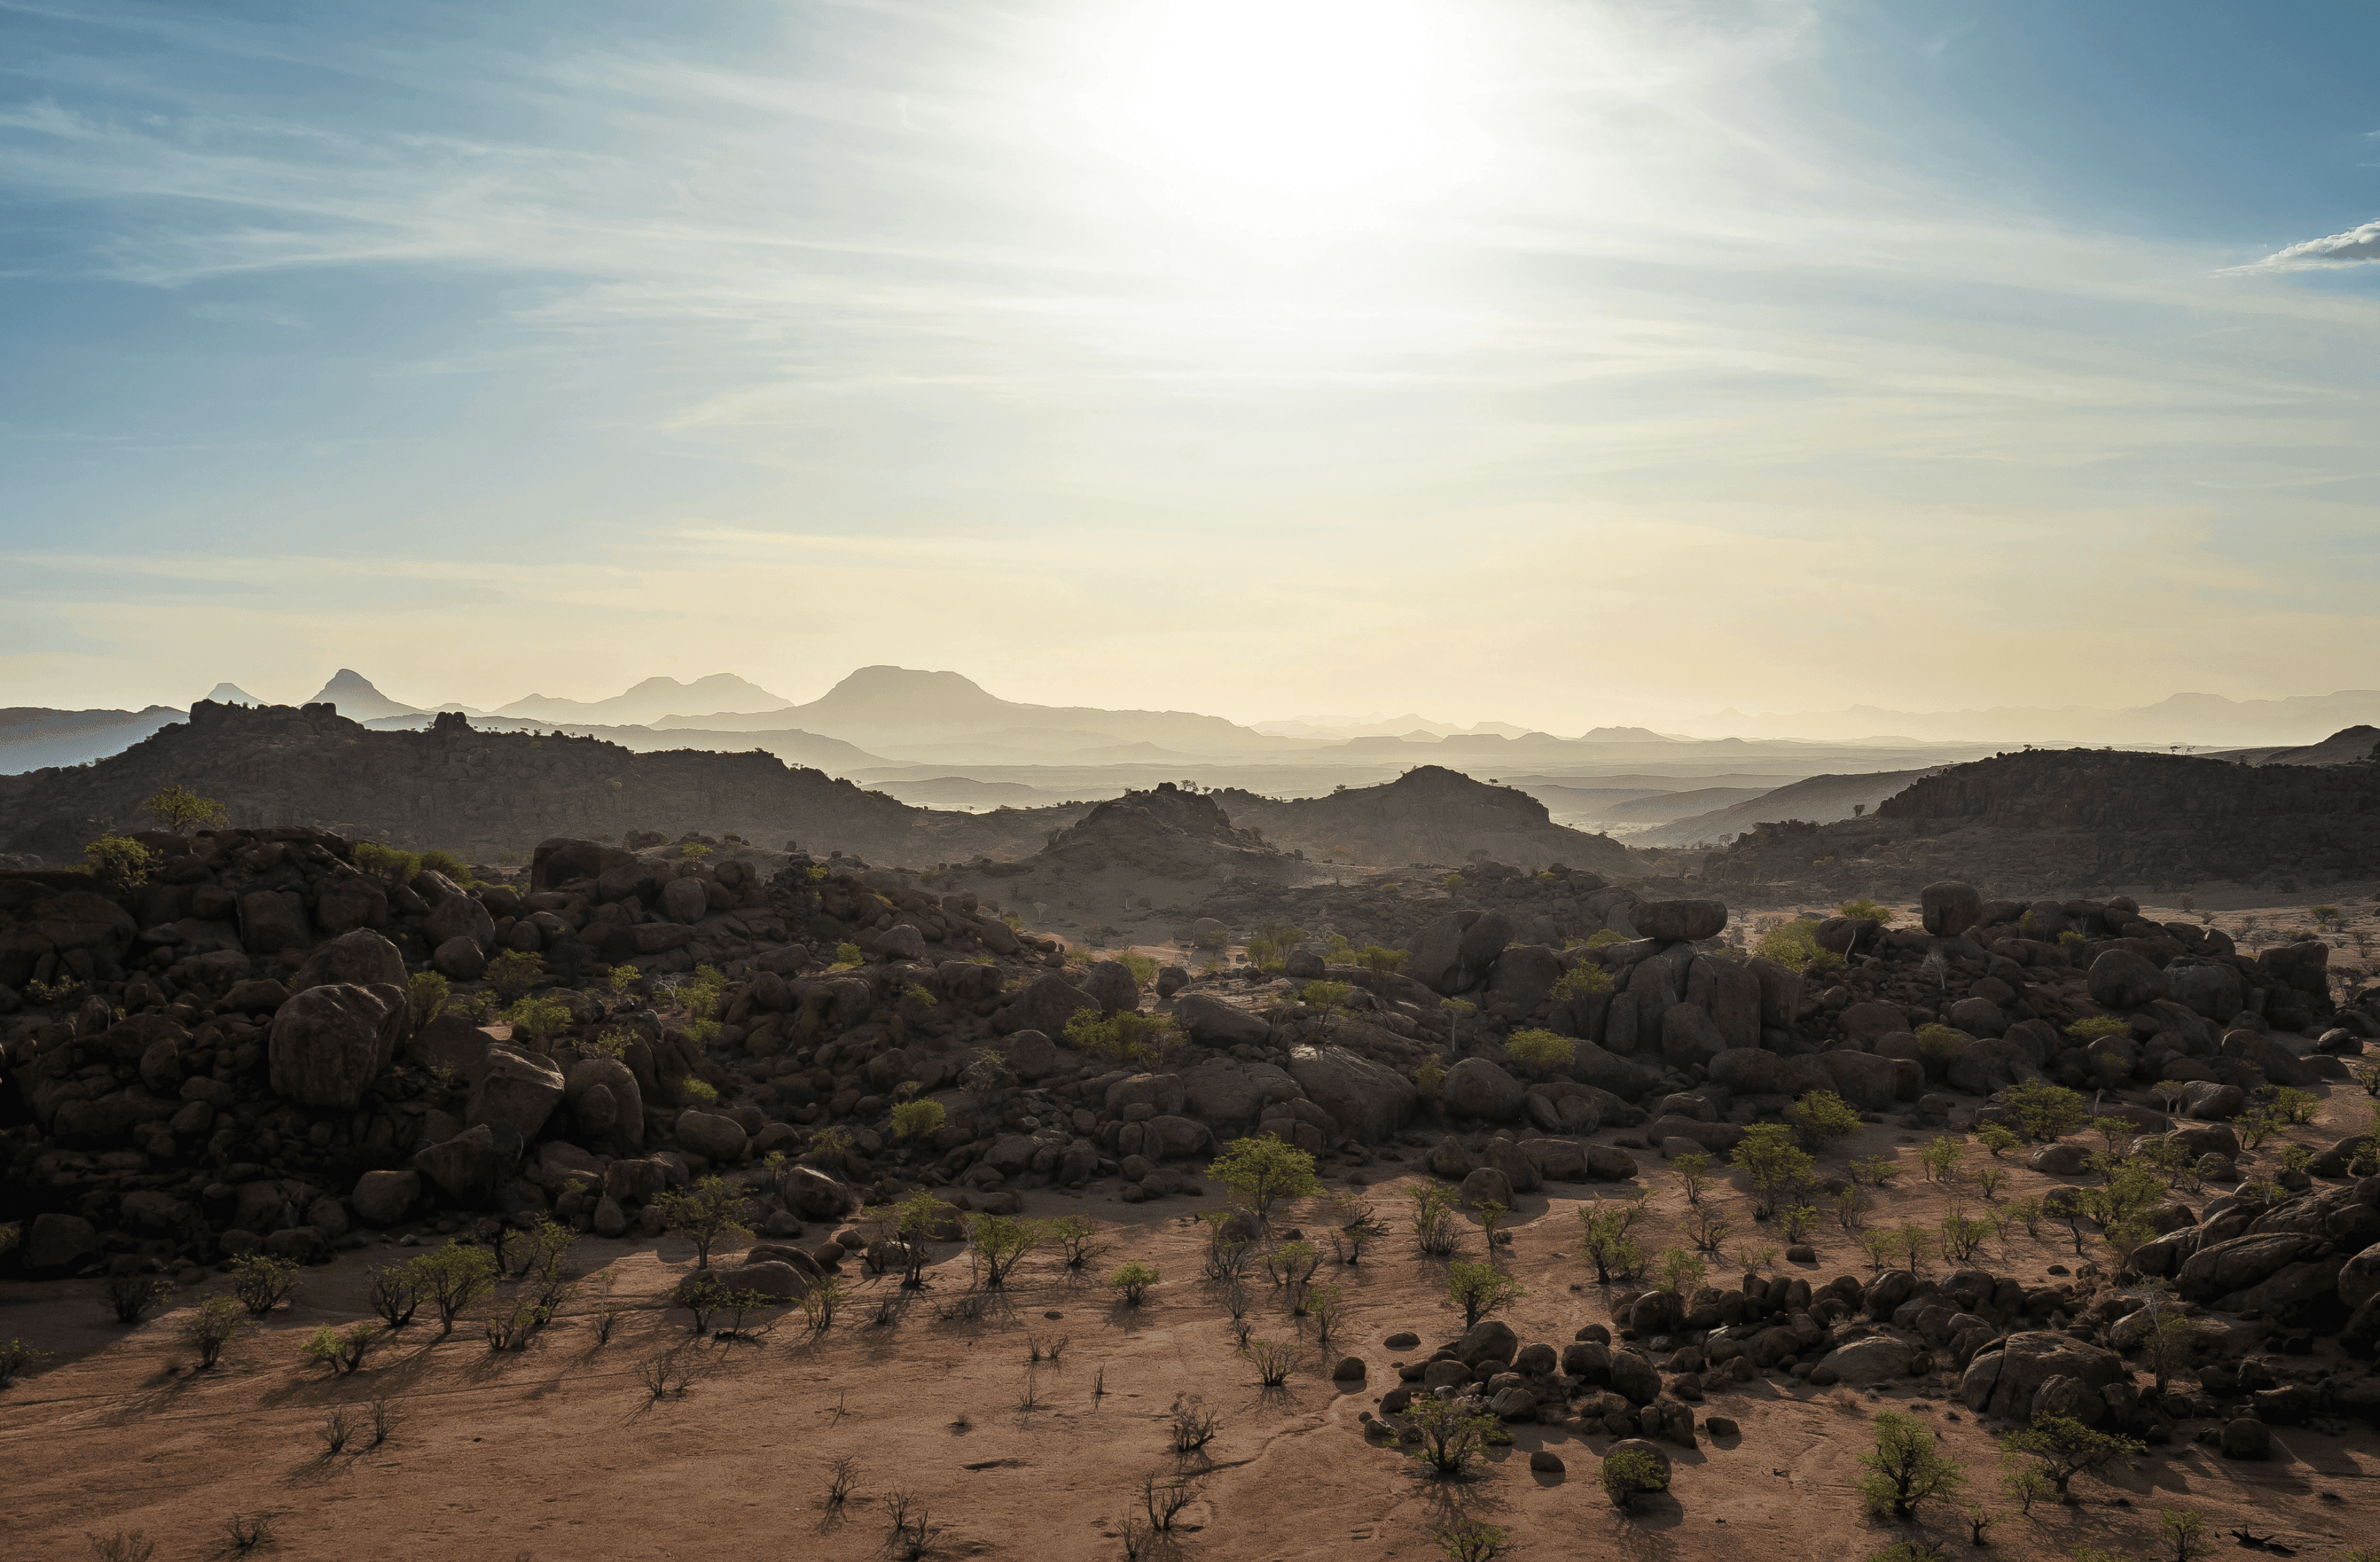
[1787,1090,1862,1149]
[2159,1507,2210,1562]
[1447,1260,1525,1327]
[1109,1260,1158,1306]
[1403,1397,1497,1478]
[1919,1136,1966,1183]
[1208,1136,1321,1225]
[967,1214,1046,1289]
[1577,1206,1642,1283]
[1732,1123,1817,1217]
[1671,1150,1714,1204]
[228,1253,302,1318]
[1653,1246,1706,1294]
[408,1243,499,1336]
[84,833,155,888]
[178,1295,242,1369]
[1859,1409,1965,1518]
[656,1176,754,1269]
[2001,1079,2088,1141]
[144,783,228,834]
[1433,1516,1514,1562]
[1600,1444,1669,1510]
[1999,1414,2144,1500]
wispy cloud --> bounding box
[2233,218,2380,271]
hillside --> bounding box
[1629,766,1945,847]
[2210,724,2380,767]
[0,701,1065,866]
[1212,765,1642,876]
[1697,744,2380,901]
[495,673,791,725]
[0,705,184,774]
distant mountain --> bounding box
[749,666,1299,761]
[497,673,791,726]
[1253,713,1533,740]
[0,706,187,774]
[1681,691,2380,747]
[1629,767,1949,847]
[306,669,424,722]
[202,683,261,706]
[2209,725,2380,767]
[552,723,889,774]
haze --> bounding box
[4,0,2378,730]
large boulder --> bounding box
[1707,1047,1830,1098]
[1822,1048,1906,1111]
[565,1056,645,1152]
[1959,1331,2124,1420]
[1946,1036,2040,1097]
[2087,950,2166,1010]
[1285,1046,1416,1142]
[239,889,311,955]
[998,974,1100,1038]
[423,889,496,955]
[676,1109,750,1163]
[1173,992,1272,1048]
[1919,881,1984,937]
[268,981,406,1109]
[1822,1337,1916,1385]
[660,876,708,926]
[1660,1003,1728,1070]
[1180,1055,1298,1130]
[350,1169,420,1227]
[467,1046,566,1139]
[780,1164,857,1220]
[1838,1000,1910,1045]
[290,929,407,994]
[1406,911,1511,995]
[2166,963,2246,1024]
[412,1123,521,1204]
[2177,1233,2333,1304]
[1460,1167,1515,1209]
[1567,1039,1656,1101]
[1489,945,1563,1008]
[1080,960,1142,1014]
[1631,900,1727,942]
[1441,1057,1525,1121]
[1686,954,1761,1050]
[23,1212,101,1272]
[2340,1243,2380,1313]
[2218,1031,2318,1089]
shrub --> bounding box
[363,1264,419,1329]
[1414,1053,1445,1098]
[1600,1443,1669,1509]
[1361,945,1409,979]
[1755,918,1842,972]
[1504,1027,1576,1078]
[408,1243,499,1335]
[1653,1247,1707,1293]
[658,1176,754,1268]
[504,994,573,1046]
[1577,1206,1642,1282]
[419,847,469,880]
[303,1321,377,1375]
[1208,1136,1321,1223]
[1446,1260,1525,1326]
[1551,963,1613,1000]
[1731,1123,1817,1216]
[217,1244,302,1319]
[2001,1079,2088,1141]
[2160,1507,2210,1562]
[1584,928,1626,947]
[1403,1396,1497,1477]
[407,969,450,1030]
[484,949,545,1000]
[1786,1089,1862,1147]
[86,1529,158,1562]
[106,1274,172,1325]
[1410,1182,1463,1257]
[1052,1214,1108,1271]
[178,1295,242,1369]
[967,1214,1046,1288]
[1977,1121,2021,1157]
[1434,1517,1514,1561]
[1109,1260,1158,1305]
[1920,1135,1966,1183]
[0,1337,51,1386]
[1062,1008,1179,1067]
[1859,1408,1965,1517]
[86,832,157,888]
[1914,1024,1968,1072]
[1671,1150,1714,1204]
[144,782,228,833]
[2066,1015,2131,1043]
[356,842,422,882]
[889,1098,945,1141]
[1836,898,1892,924]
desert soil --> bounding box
[5,1099,2375,1562]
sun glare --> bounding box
[1077,0,1492,233]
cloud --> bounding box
[2236,219,2380,270]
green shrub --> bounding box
[1504,1028,1576,1078]
[1600,1444,1669,1509]
[1117,951,1158,988]
[1414,1053,1444,1098]
[178,1294,243,1369]
[419,847,470,880]
[1755,918,1843,972]
[1584,929,1626,948]
[484,949,545,1000]
[831,942,864,969]
[1062,1008,1179,1067]
[1552,963,1613,1000]
[1730,1123,1817,1215]
[679,1075,718,1104]
[1786,1089,1862,1146]
[889,1098,946,1141]
[2001,1079,2088,1141]
[1108,1260,1158,1305]
[407,1243,498,1335]
[655,1175,753,1268]
[1209,1136,1321,1222]
[355,842,422,883]
[303,1322,377,1375]
[1446,1260,1525,1326]
[505,995,573,1046]
[2066,1015,2130,1043]
[1404,1396,1498,1478]
[82,833,154,888]
[1836,898,1892,924]
[408,970,449,1029]
[1360,945,1409,978]
[1652,1247,1706,1294]
[1301,979,1353,1013]
[1914,1023,1969,1070]
[229,1253,302,1317]
[1999,1414,2144,1498]
[0,1336,51,1386]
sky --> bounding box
[2,0,2377,731]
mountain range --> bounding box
[1679,691,2380,746]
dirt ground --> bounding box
[5,1096,2376,1562]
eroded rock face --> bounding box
[1440,1057,1523,1121]
[1285,1046,1416,1142]
[268,981,405,1109]
[1630,899,1727,942]
[1959,1331,2124,1420]
[467,1046,566,1139]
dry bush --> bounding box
[1168,1395,1219,1457]
[86,1531,157,1562]
[105,1274,172,1325]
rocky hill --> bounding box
[1629,766,1946,849]
[0,706,186,774]
[0,702,1064,868]
[1698,745,2380,902]
[1212,766,1644,876]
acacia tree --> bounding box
[145,783,229,834]
[1859,1410,1965,1519]
[1208,1136,1321,1225]
[656,1176,754,1269]
[1999,1415,2144,1500]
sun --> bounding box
[1075,0,1492,234]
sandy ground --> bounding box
[5,1098,2376,1562]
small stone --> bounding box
[1334,1356,1367,1380]
[1705,1416,1740,1437]
[1383,1331,1421,1349]
[1529,1450,1566,1475]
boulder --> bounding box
[1583,1144,1640,1180]
[350,1168,420,1227]
[1461,1167,1516,1209]
[565,1056,645,1151]
[423,889,496,955]
[239,889,311,955]
[1518,1137,1586,1181]
[1631,900,1727,942]
[729,1260,816,1301]
[412,1123,519,1204]
[1488,945,1563,1008]
[1686,954,1762,1049]
[1919,881,1984,937]
[431,936,488,981]
[1080,960,1142,1014]
[2185,1081,2248,1121]
[1822,1048,1906,1111]
[2031,1143,2092,1176]
[1838,1000,1910,1045]
[2176,1233,2331,1304]
[2032,1374,2105,1427]
[1946,1037,2038,1097]
[1608,1352,1662,1405]
[1567,1039,1656,1101]
[781,1164,857,1220]
[1407,910,1512,994]
[2166,963,2246,1024]
[1173,992,1272,1048]
[1003,1029,1059,1080]
[1958,1331,2124,1420]
[467,1046,566,1140]
[1660,1004,1729,1071]
[290,929,407,994]
[1707,1047,1828,1098]
[1441,1057,1525,1121]
[1822,1337,1916,1385]
[2218,1031,2318,1089]
[659,876,707,927]
[2220,1417,2270,1460]
[23,1212,100,1272]
[1285,1045,1416,1142]
[676,1109,750,1163]
[268,981,405,1109]
[2340,1242,2380,1312]
[999,974,1100,1038]
[2087,950,2166,1010]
